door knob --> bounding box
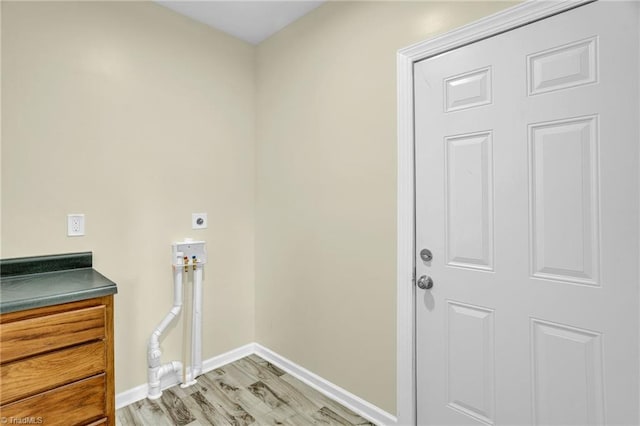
[417,275,434,290]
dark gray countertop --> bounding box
[0,253,117,314]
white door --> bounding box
[414,2,639,425]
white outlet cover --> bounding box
[192,213,207,229]
[67,214,85,237]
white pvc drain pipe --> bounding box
[147,240,206,399]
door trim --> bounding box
[396,1,592,424]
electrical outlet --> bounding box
[67,214,85,237]
[192,213,207,229]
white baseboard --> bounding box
[116,342,397,425]
[116,382,150,410]
[115,343,254,409]
[254,343,397,426]
[200,343,256,374]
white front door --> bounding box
[414,2,639,424]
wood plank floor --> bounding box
[116,355,376,426]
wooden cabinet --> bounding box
[0,296,115,426]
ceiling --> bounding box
[156,1,326,45]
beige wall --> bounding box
[255,1,514,414]
[1,0,515,415]
[1,1,256,394]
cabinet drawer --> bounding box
[0,305,105,363]
[0,340,105,404]
[0,373,106,425]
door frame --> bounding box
[396,1,592,424]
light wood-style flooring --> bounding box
[116,354,376,426]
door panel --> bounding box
[530,318,604,425]
[446,301,495,424]
[414,2,639,424]
[529,115,600,285]
[445,131,494,271]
